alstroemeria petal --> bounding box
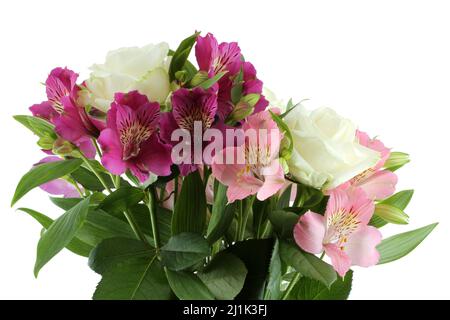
[345,225,382,268]
[294,211,326,255]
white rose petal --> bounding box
[285,104,380,190]
[86,42,171,112]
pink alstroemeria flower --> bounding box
[34,157,81,198]
[195,33,268,120]
[160,87,219,176]
[98,91,172,182]
[340,130,397,200]
[211,110,285,203]
[294,187,382,277]
[29,67,104,158]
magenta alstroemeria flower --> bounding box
[211,110,285,203]
[29,67,104,158]
[34,157,81,198]
[339,130,397,200]
[195,33,242,77]
[195,34,268,120]
[294,186,382,277]
[160,87,219,175]
[98,91,172,182]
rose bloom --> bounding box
[284,104,380,190]
[84,43,171,112]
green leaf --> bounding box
[381,189,414,210]
[231,67,244,104]
[269,110,294,159]
[198,252,247,300]
[228,238,274,299]
[166,269,214,300]
[34,197,91,276]
[13,115,56,138]
[17,207,93,257]
[70,166,115,192]
[93,255,171,300]
[279,241,337,288]
[295,270,353,300]
[169,32,200,82]
[207,182,236,244]
[384,151,410,171]
[264,239,282,300]
[88,237,154,274]
[277,185,292,209]
[76,209,137,247]
[377,223,438,264]
[98,186,144,213]
[161,232,210,271]
[172,171,207,235]
[11,158,83,206]
[268,209,299,238]
[196,71,227,89]
[50,192,105,211]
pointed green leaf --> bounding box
[279,241,337,288]
[172,171,206,235]
[13,115,56,138]
[11,158,83,206]
[169,31,200,81]
[161,232,210,271]
[295,270,353,300]
[17,207,93,257]
[264,239,282,300]
[166,269,215,300]
[98,186,144,213]
[198,252,247,300]
[377,223,438,264]
[207,182,236,244]
[197,71,227,89]
[88,237,154,274]
[93,255,171,300]
[34,197,91,276]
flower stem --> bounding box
[92,138,103,158]
[147,187,161,255]
[282,273,301,300]
[77,151,112,193]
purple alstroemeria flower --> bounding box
[195,34,268,120]
[98,91,172,182]
[34,156,81,198]
[29,67,104,158]
[160,87,219,176]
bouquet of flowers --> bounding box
[11,32,437,300]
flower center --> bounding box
[324,209,361,249]
[119,120,154,161]
[175,105,214,131]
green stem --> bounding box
[282,273,301,300]
[77,151,112,193]
[238,197,254,241]
[173,176,179,204]
[147,187,161,255]
[92,138,103,158]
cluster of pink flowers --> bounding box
[24,32,407,279]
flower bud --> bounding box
[384,152,410,171]
[241,93,260,107]
[52,138,75,156]
[175,70,188,83]
[190,71,209,87]
[374,203,409,224]
[37,135,55,150]
[226,101,254,123]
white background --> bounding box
[0,0,448,299]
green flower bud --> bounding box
[227,101,254,123]
[52,138,75,156]
[37,135,55,150]
[384,152,410,171]
[175,70,188,83]
[241,93,260,107]
[374,203,409,225]
[190,71,209,87]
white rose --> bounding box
[85,43,171,112]
[284,104,380,190]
